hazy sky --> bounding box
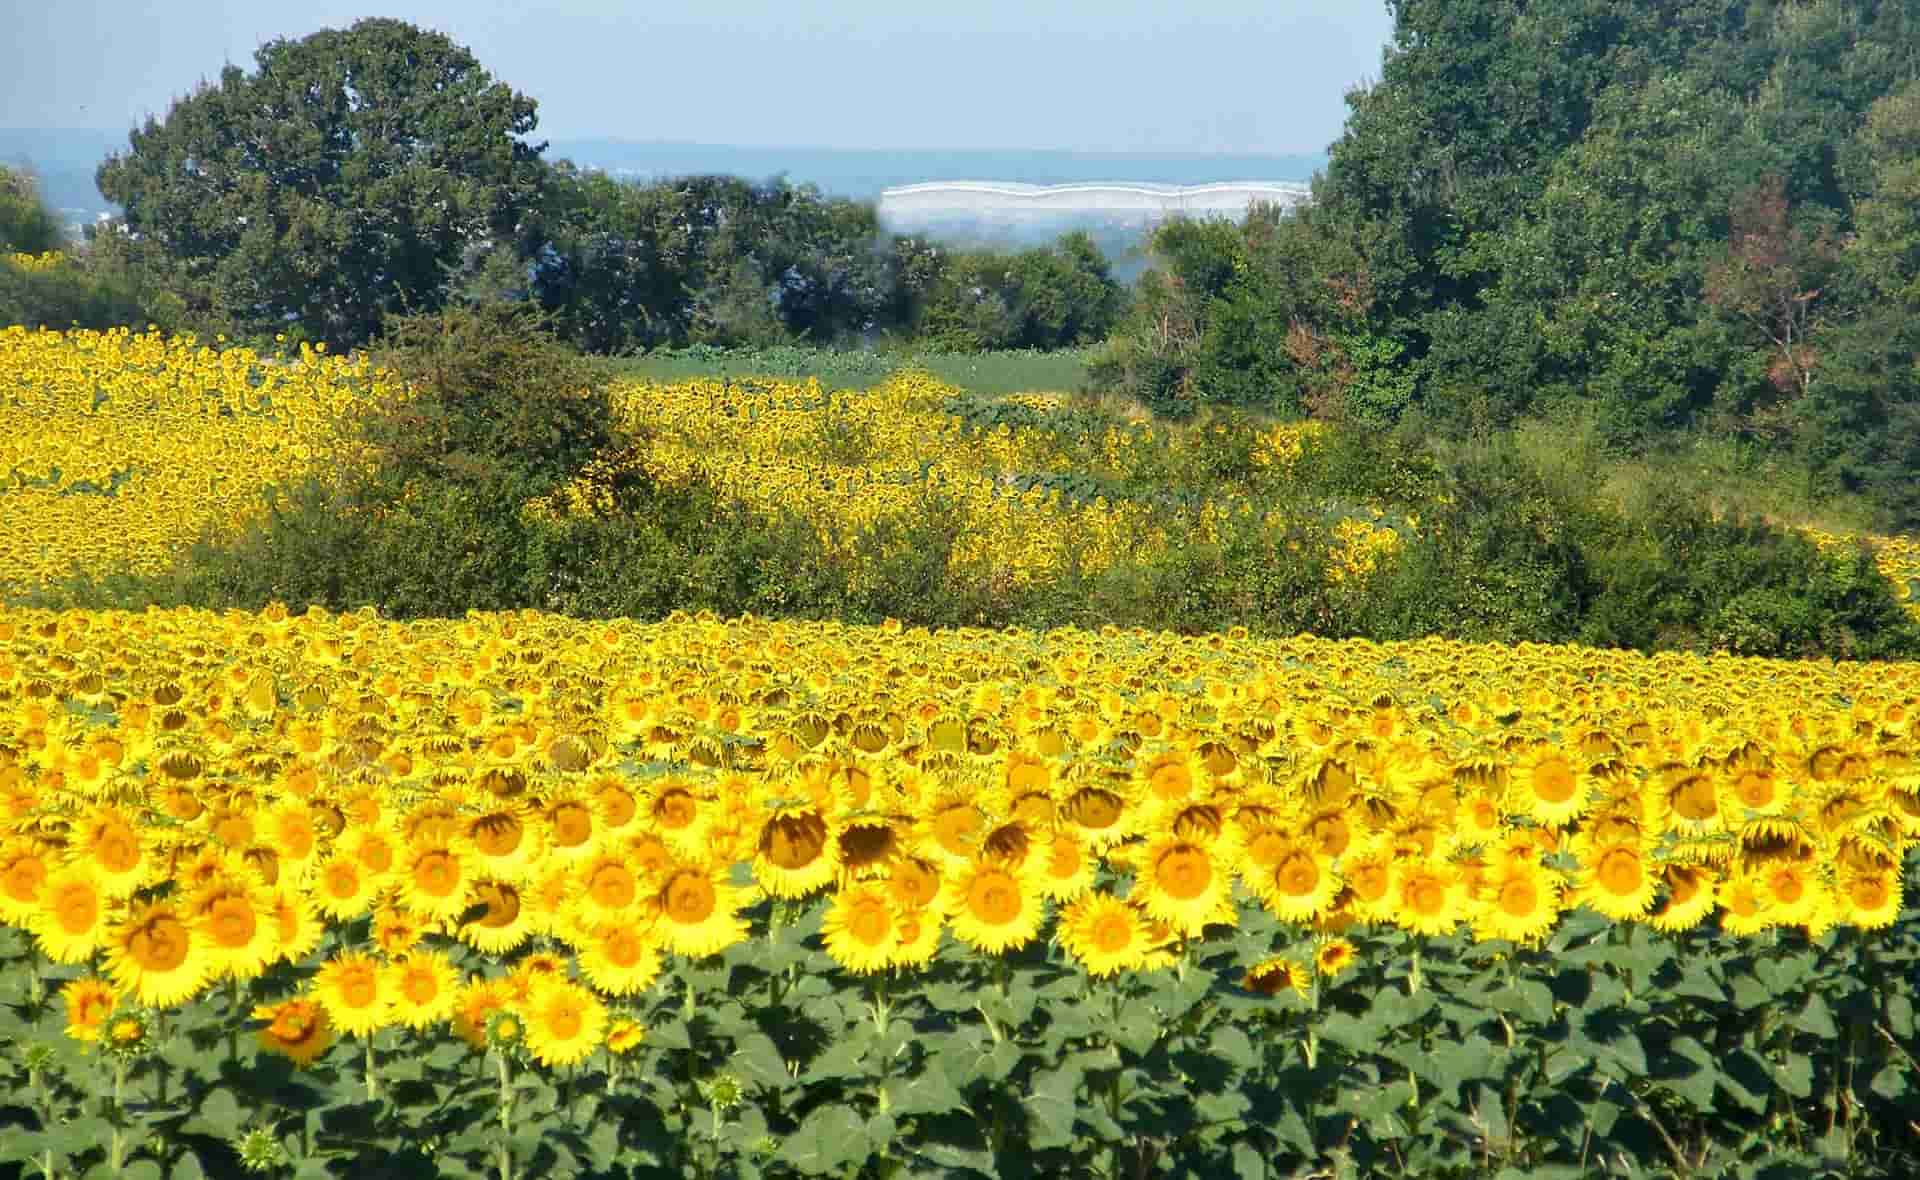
[7,1,1395,154]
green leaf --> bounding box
[1232,1141,1266,1180]
[1888,992,1915,1039]
[1195,1088,1252,1124]
[777,1105,869,1175]
[1026,1065,1081,1150]
[1488,980,1555,1025]
[184,1085,246,1139]
[1776,1054,1814,1098]
[1791,993,1838,1039]
[1870,1062,1911,1102]
[732,1030,791,1090]
[1754,955,1810,996]
[1114,1004,1162,1056]
[885,1066,968,1117]
[1665,1063,1718,1110]
[1212,1024,1258,1071]
[804,1026,872,1083]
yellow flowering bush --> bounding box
[4,251,67,274]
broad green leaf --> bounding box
[1870,1062,1912,1101]
[1195,1088,1252,1124]
[1776,1054,1814,1098]
[1232,1141,1266,1180]
[804,1026,873,1083]
[733,1030,791,1089]
[776,1106,869,1175]
[1888,992,1915,1039]
[1211,1025,1258,1071]
[885,1066,968,1117]
[1488,980,1555,1025]
[1026,1065,1081,1150]
[1792,993,1838,1039]
[185,1085,245,1139]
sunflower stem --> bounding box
[495,1051,515,1180]
[108,1057,128,1173]
[363,1033,378,1102]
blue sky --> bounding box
[6,1,1395,154]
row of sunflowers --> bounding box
[1,603,1915,1071]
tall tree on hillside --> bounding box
[96,18,545,347]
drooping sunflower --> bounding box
[466,808,543,883]
[459,879,535,955]
[314,951,392,1037]
[31,864,110,964]
[1648,863,1719,934]
[386,949,460,1030]
[253,996,336,1067]
[1243,955,1312,999]
[821,881,899,974]
[523,977,608,1069]
[578,922,664,996]
[61,975,118,1043]
[107,900,209,1007]
[754,806,839,898]
[1057,891,1150,977]
[1059,782,1141,851]
[651,861,751,959]
[943,856,1045,955]
[1471,858,1562,944]
[1135,835,1234,937]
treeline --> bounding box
[0,19,1124,354]
[1097,0,1920,529]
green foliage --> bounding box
[95,18,545,349]
[3,896,1917,1178]
[0,166,63,253]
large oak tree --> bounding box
[97,18,544,347]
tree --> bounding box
[96,18,545,347]
[0,166,64,253]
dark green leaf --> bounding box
[777,1105,869,1175]
[1026,1065,1081,1150]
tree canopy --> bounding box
[96,18,545,348]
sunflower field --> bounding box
[0,603,1916,1179]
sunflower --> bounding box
[1836,867,1902,930]
[192,876,277,982]
[466,808,543,883]
[1059,784,1140,851]
[1243,956,1312,999]
[1389,858,1463,937]
[1339,847,1399,922]
[915,795,988,867]
[75,805,149,897]
[606,1017,647,1055]
[1573,842,1658,922]
[832,819,902,882]
[1507,745,1592,829]
[1057,892,1150,977]
[754,807,839,898]
[372,904,427,958]
[1717,872,1775,936]
[460,880,535,955]
[821,882,899,974]
[1134,743,1202,808]
[647,781,714,857]
[1471,858,1561,944]
[1651,762,1725,839]
[254,996,335,1067]
[61,975,118,1043]
[313,854,383,922]
[651,861,750,959]
[1754,858,1825,929]
[268,886,323,964]
[885,857,942,912]
[314,951,392,1037]
[107,900,209,1007]
[1250,837,1340,925]
[338,825,400,879]
[1649,863,1719,934]
[1313,938,1357,979]
[523,978,608,1069]
[31,864,109,964]
[386,950,459,1029]
[452,976,515,1050]
[1135,835,1234,937]
[573,853,648,929]
[888,907,944,968]
[578,922,664,996]
[1034,830,1096,901]
[397,842,474,923]
[943,856,1045,955]
[542,795,603,863]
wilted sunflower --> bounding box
[1057,892,1149,977]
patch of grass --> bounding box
[601,344,1094,395]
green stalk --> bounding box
[494,1051,515,1180]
